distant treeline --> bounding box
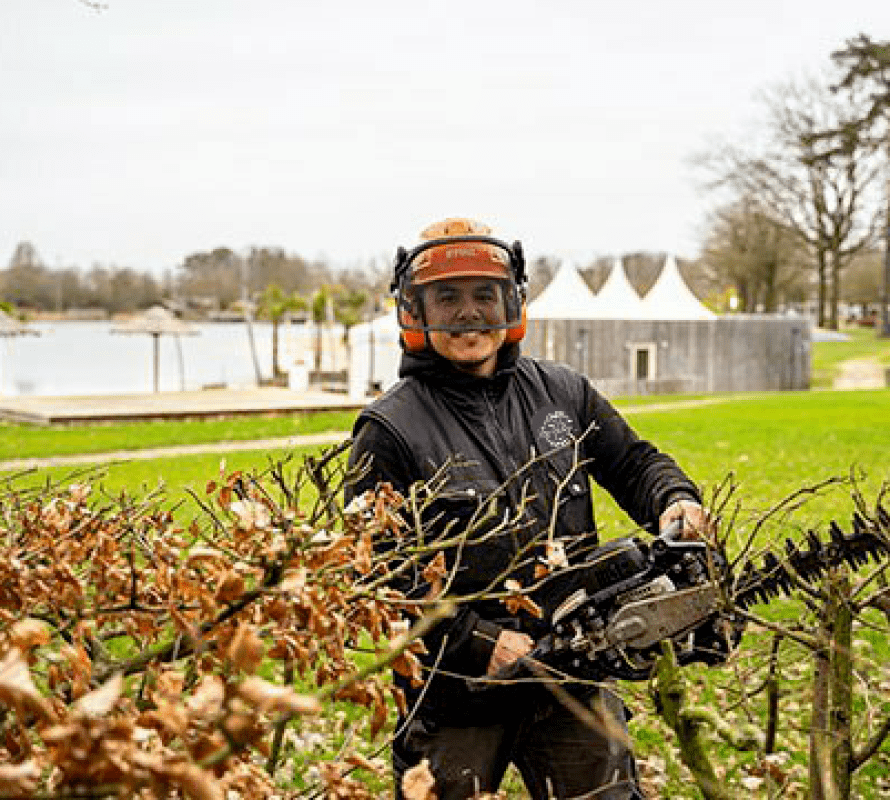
[0,242,390,317]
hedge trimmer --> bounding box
[523,507,890,683]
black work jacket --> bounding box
[346,343,699,721]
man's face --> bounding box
[422,276,508,376]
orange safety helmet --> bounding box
[391,217,528,352]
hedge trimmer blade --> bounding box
[732,509,890,610]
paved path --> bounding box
[618,396,731,415]
[0,387,365,425]
[833,358,887,390]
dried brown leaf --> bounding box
[186,675,226,720]
[390,684,408,717]
[0,760,40,795]
[227,623,265,674]
[186,546,225,566]
[73,672,122,718]
[9,618,50,651]
[215,571,245,605]
[369,682,388,739]
[138,703,189,738]
[0,647,56,722]
[280,566,308,594]
[162,759,223,800]
[236,676,321,717]
[68,482,92,503]
[502,579,542,618]
[544,539,568,569]
[230,499,271,530]
[392,652,424,688]
[354,530,374,575]
[423,552,447,600]
[345,751,385,774]
[153,669,186,703]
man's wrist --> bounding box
[660,491,700,517]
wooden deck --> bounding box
[0,387,367,425]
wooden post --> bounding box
[152,332,160,393]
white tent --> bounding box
[348,311,401,399]
[641,256,715,320]
[591,258,646,319]
[527,261,601,320]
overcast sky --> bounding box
[3,1,890,276]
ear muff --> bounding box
[400,329,428,352]
[399,308,428,352]
[392,245,427,351]
[503,303,527,345]
[395,273,428,352]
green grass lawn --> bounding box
[5,389,887,549]
[590,389,890,543]
[0,443,335,522]
[0,409,357,461]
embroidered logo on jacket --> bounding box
[535,409,576,451]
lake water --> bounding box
[0,320,348,397]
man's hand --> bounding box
[659,499,715,542]
[487,630,534,675]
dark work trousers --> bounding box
[392,687,644,800]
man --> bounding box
[347,218,709,800]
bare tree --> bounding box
[841,248,885,320]
[176,247,243,309]
[526,255,560,301]
[700,194,808,312]
[832,34,890,337]
[698,74,883,328]
[620,251,669,297]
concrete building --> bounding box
[524,259,810,395]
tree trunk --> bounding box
[271,319,281,378]
[764,633,783,754]
[810,635,835,800]
[817,251,828,328]
[829,252,841,330]
[314,323,322,372]
[764,264,778,312]
[809,568,854,800]
[829,570,853,800]
[881,183,890,338]
[654,641,732,800]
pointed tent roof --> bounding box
[642,256,715,319]
[591,257,646,319]
[527,261,602,320]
